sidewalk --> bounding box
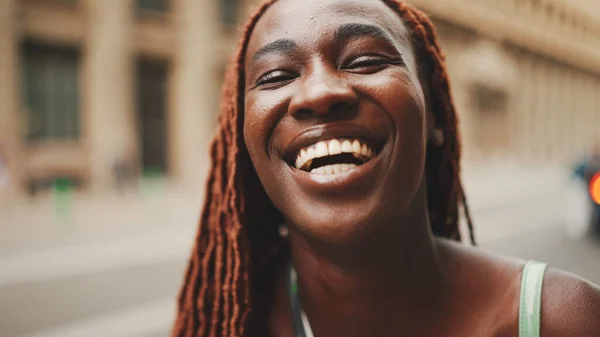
[0,180,205,256]
[462,163,568,211]
[461,164,569,243]
[0,164,570,253]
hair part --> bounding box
[172,1,475,336]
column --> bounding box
[536,61,550,162]
[85,0,135,190]
[170,0,219,188]
[549,64,561,161]
[514,53,530,161]
[0,0,21,203]
[447,44,476,163]
[584,74,596,147]
[572,71,585,157]
[564,68,576,161]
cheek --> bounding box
[243,97,268,166]
[363,71,427,180]
[360,70,426,134]
[388,79,427,160]
[243,92,289,165]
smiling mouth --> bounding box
[293,138,379,175]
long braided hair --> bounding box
[172,1,475,336]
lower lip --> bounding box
[288,152,383,191]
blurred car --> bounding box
[565,153,600,238]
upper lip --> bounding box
[281,122,387,163]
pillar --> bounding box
[0,0,21,204]
[170,0,219,189]
[85,0,135,190]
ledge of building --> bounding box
[410,0,600,74]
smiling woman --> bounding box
[172,1,600,337]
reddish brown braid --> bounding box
[172,1,475,336]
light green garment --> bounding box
[519,261,548,337]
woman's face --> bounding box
[243,0,428,243]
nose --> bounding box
[289,65,358,120]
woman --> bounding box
[173,0,600,336]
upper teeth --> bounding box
[294,139,375,170]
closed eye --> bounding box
[343,55,403,73]
[255,70,297,88]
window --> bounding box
[220,0,238,27]
[136,59,169,173]
[470,84,508,115]
[23,0,77,6]
[137,0,168,12]
[469,83,511,156]
[21,42,80,142]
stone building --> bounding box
[406,0,600,164]
[1,0,599,202]
[0,0,224,202]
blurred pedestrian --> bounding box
[173,1,600,337]
[566,143,600,237]
[112,145,139,194]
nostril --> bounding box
[291,99,358,120]
[294,108,314,119]
[330,101,355,114]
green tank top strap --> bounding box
[519,261,548,337]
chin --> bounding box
[287,199,390,244]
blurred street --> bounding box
[1,1,599,336]
[485,223,600,284]
[0,189,199,337]
[1,165,599,337]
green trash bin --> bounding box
[141,166,165,197]
[53,177,73,228]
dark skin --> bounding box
[243,0,600,336]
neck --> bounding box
[286,191,448,337]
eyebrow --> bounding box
[334,23,391,42]
[252,39,297,62]
[250,23,395,63]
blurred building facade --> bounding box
[1,0,599,202]
[405,0,600,164]
[0,0,226,202]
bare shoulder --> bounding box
[437,239,600,336]
[542,268,600,337]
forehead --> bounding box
[246,0,411,58]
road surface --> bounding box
[483,224,600,284]
[1,221,599,337]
